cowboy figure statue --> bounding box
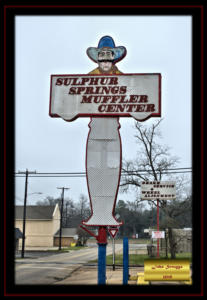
[82,36,126,228]
[87,35,126,75]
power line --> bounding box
[14,168,192,178]
[14,167,192,175]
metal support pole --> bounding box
[97,226,107,285]
[66,203,69,226]
[112,237,115,271]
[123,237,129,285]
[98,243,107,284]
[18,169,36,258]
[157,199,159,258]
[57,187,70,250]
[59,189,64,250]
[21,169,28,259]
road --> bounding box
[15,243,123,285]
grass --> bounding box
[90,253,192,265]
[128,239,151,244]
[89,238,151,245]
[48,246,87,252]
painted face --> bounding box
[98,49,114,61]
[98,61,113,72]
[98,49,114,73]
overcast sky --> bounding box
[15,16,192,206]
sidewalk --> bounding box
[55,265,142,285]
[55,265,192,285]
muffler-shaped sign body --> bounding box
[82,117,122,226]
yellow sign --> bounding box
[137,273,149,285]
[144,259,190,281]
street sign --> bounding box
[141,181,176,200]
[152,231,165,239]
[144,259,190,281]
[49,73,161,122]
[108,227,119,239]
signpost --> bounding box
[141,181,176,257]
[50,35,162,284]
[123,237,129,285]
[108,227,119,271]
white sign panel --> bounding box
[82,118,122,227]
[49,73,161,122]
[141,181,176,200]
[152,231,165,239]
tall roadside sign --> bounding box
[49,36,162,284]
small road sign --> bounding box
[152,231,165,239]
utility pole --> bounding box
[65,202,69,227]
[57,187,70,250]
[18,169,36,258]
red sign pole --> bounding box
[157,198,159,258]
[80,225,107,284]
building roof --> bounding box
[15,228,23,239]
[15,205,57,220]
[67,215,82,227]
[54,228,77,237]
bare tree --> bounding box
[76,226,90,246]
[63,198,75,227]
[76,194,91,220]
[160,196,192,258]
[120,118,192,258]
[121,119,180,206]
[36,196,60,206]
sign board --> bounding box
[152,231,165,239]
[49,74,161,122]
[144,259,190,281]
[141,181,176,200]
[81,117,122,227]
[108,227,119,239]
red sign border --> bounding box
[108,227,119,238]
[49,73,161,122]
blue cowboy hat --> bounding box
[87,36,127,64]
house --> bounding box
[15,204,60,248]
[54,228,78,247]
